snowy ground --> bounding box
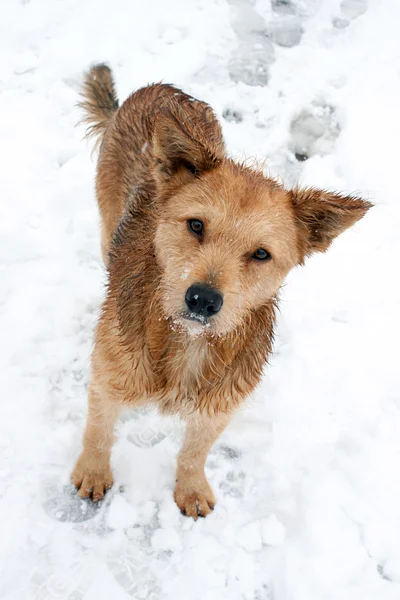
[1,0,400,598]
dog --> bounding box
[71,64,371,519]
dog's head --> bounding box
[152,107,371,337]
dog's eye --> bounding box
[182,160,198,175]
[252,248,272,261]
[188,219,204,236]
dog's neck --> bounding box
[146,299,276,388]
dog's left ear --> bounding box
[152,104,224,194]
[289,187,372,260]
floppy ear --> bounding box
[290,187,372,259]
[152,104,224,193]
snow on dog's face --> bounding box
[152,116,371,337]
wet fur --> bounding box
[72,64,371,518]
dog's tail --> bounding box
[79,63,119,146]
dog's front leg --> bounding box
[72,384,121,501]
[174,411,231,519]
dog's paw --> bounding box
[71,455,113,502]
[174,477,215,519]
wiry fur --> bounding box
[78,64,119,147]
[72,64,372,518]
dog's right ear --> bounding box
[152,104,224,193]
[289,186,372,260]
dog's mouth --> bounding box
[182,311,211,325]
[168,310,214,336]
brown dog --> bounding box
[71,64,371,519]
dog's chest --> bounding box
[154,336,215,414]
[170,336,209,389]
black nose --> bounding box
[185,284,223,318]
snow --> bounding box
[1,0,400,598]
[261,514,286,547]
